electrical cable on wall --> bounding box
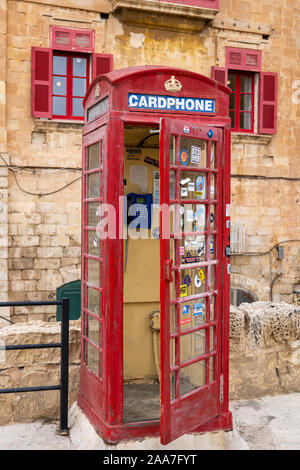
[231,239,300,257]
[0,155,81,197]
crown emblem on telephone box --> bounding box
[164,76,182,93]
[95,83,100,98]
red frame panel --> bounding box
[160,118,225,444]
[80,66,232,444]
[81,124,107,420]
[52,51,89,120]
[228,71,255,133]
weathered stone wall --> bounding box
[1,303,300,425]
[217,0,300,303]
[0,0,299,319]
[0,320,80,425]
[230,302,300,400]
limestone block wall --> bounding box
[230,302,300,400]
[216,0,300,304]
[3,1,109,321]
[0,320,80,425]
[7,169,82,322]
[0,0,300,319]
[1,302,300,425]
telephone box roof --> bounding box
[83,65,230,107]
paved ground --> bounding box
[230,393,300,450]
[0,393,300,450]
[0,421,74,450]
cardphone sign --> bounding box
[128,94,216,114]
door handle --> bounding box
[165,259,173,283]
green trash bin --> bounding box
[56,280,81,321]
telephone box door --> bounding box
[160,118,225,445]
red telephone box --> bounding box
[79,66,232,445]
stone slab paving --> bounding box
[0,393,299,450]
[0,421,74,450]
[230,392,300,450]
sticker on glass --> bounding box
[186,209,194,222]
[188,182,195,192]
[198,268,205,282]
[180,149,190,166]
[195,176,205,198]
[197,238,205,256]
[194,206,205,227]
[182,305,190,315]
[180,317,191,326]
[194,303,203,316]
[191,146,201,165]
[194,274,202,288]
[179,246,185,256]
[181,177,191,186]
[180,284,188,297]
[181,187,188,197]
[182,251,200,265]
[184,274,191,287]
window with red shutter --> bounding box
[92,54,114,80]
[31,47,52,118]
[212,47,277,135]
[212,67,228,87]
[32,27,114,120]
[258,72,278,135]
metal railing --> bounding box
[0,298,70,434]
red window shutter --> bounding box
[75,31,92,49]
[228,50,243,68]
[226,47,262,72]
[51,26,94,53]
[53,29,71,47]
[259,72,278,134]
[92,54,113,79]
[31,47,52,118]
[211,67,228,86]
